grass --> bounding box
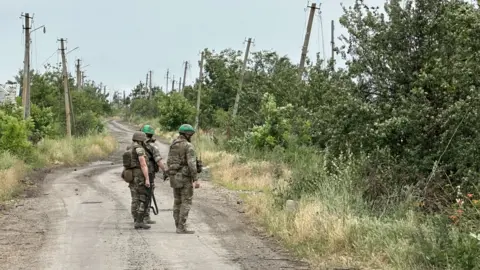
[187,132,480,270]
[122,117,480,269]
[0,133,118,202]
[33,133,117,166]
[0,152,26,201]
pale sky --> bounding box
[0,0,384,97]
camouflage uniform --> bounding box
[127,140,150,229]
[167,134,198,233]
[143,138,163,223]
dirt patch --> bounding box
[0,167,51,211]
[194,181,310,269]
[0,168,51,269]
[0,128,121,269]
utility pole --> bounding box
[299,3,319,78]
[149,70,152,91]
[179,77,182,91]
[331,20,335,63]
[145,73,149,98]
[76,59,81,90]
[123,90,126,104]
[195,51,205,130]
[182,61,188,93]
[81,72,86,87]
[172,75,175,92]
[232,38,253,118]
[59,38,72,137]
[21,13,32,119]
[165,69,170,93]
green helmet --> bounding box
[141,124,155,135]
[178,124,195,134]
[132,131,147,142]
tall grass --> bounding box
[191,132,480,269]
[0,134,118,202]
[34,134,117,166]
[0,152,26,201]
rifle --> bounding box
[148,186,159,215]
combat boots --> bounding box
[144,215,156,224]
[176,223,195,234]
[134,214,151,230]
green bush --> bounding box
[158,93,196,131]
[0,108,34,157]
[74,111,105,136]
[29,104,57,143]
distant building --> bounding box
[0,82,18,105]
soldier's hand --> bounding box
[145,180,150,188]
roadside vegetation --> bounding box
[0,64,117,202]
[120,1,480,269]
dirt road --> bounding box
[0,120,309,270]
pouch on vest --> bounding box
[121,168,134,183]
[123,148,134,168]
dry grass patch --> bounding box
[243,192,429,269]
[202,149,290,191]
[35,134,117,166]
[0,153,26,201]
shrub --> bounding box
[158,93,196,131]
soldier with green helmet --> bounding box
[127,131,152,229]
[140,124,167,224]
[167,123,200,234]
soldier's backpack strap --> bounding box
[168,138,184,152]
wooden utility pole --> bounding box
[59,38,72,137]
[165,69,170,93]
[21,13,32,119]
[172,75,175,91]
[331,20,335,63]
[148,70,153,99]
[179,77,182,91]
[182,61,188,93]
[232,38,253,118]
[299,3,319,78]
[145,73,149,98]
[149,70,152,89]
[123,90,126,104]
[81,71,86,86]
[195,51,205,130]
[76,59,81,89]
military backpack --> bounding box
[121,145,139,183]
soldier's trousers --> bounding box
[129,184,136,220]
[144,172,155,219]
[173,183,194,228]
[130,169,149,222]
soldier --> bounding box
[140,124,167,224]
[167,124,200,234]
[127,131,152,229]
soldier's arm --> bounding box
[136,148,150,185]
[152,145,167,172]
[186,143,198,182]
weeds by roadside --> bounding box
[187,132,480,270]
[0,152,26,201]
[0,133,117,202]
[122,117,480,269]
